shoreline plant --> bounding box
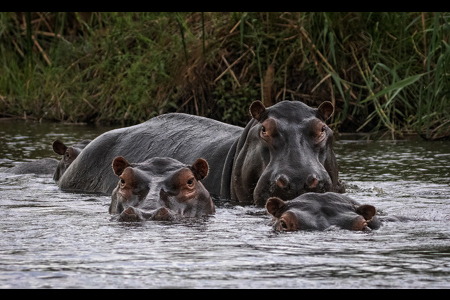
[0,12,448,140]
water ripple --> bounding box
[0,124,450,288]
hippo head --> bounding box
[266,193,380,231]
[109,156,215,220]
[52,140,88,182]
[232,100,343,206]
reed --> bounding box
[0,12,448,139]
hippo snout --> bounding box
[276,174,290,189]
[306,174,319,189]
[303,173,332,192]
[269,172,332,201]
[269,173,300,202]
[302,173,332,193]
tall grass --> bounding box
[0,12,449,139]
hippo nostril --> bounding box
[276,174,290,189]
[318,180,325,190]
[306,175,319,189]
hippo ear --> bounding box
[356,204,377,220]
[191,158,209,181]
[317,101,334,121]
[249,100,266,121]
[53,140,67,155]
[112,156,131,176]
[266,197,286,217]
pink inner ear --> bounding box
[356,204,376,220]
[317,101,334,121]
[112,156,130,176]
[265,197,285,217]
[249,100,266,121]
[53,140,67,155]
[192,158,209,180]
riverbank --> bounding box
[1,12,449,140]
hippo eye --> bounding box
[120,178,125,185]
[261,126,266,134]
[187,178,194,185]
[321,125,326,132]
[280,220,288,230]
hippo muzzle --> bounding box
[110,156,215,221]
[253,162,333,206]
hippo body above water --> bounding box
[58,113,240,196]
[58,100,344,206]
[109,156,214,221]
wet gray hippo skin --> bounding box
[109,156,214,222]
[266,192,381,231]
[58,113,241,196]
[4,158,59,175]
[232,100,344,205]
[52,139,91,182]
[58,100,344,206]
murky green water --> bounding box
[0,120,449,288]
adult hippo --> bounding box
[266,192,381,231]
[52,139,91,182]
[109,156,214,222]
[58,100,344,206]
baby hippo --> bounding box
[109,156,215,222]
[52,139,91,182]
[266,192,381,232]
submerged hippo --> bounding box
[109,156,214,221]
[4,139,91,175]
[52,139,91,182]
[4,158,59,175]
[58,100,344,206]
[266,192,381,231]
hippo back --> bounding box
[58,113,243,195]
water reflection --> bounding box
[0,120,449,288]
[335,140,450,184]
[0,120,116,168]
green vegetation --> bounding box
[0,12,449,140]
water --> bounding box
[0,120,449,288]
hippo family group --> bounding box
[7,100,381,231]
